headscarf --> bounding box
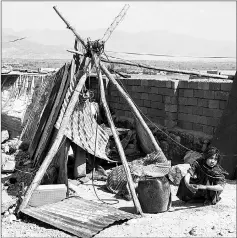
[195,146,229,180]
[197,158,229,180]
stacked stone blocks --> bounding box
[107,76,232,135]
[177,79,232,135]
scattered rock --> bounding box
[169,133,181,144]
[3,184,9,190]
[8,207,15,214]
[7,138,22,154]
[175,136,181,143]
[1,153,15,164]
[7,214,17,223]
[2,160,16,173]
[2,144,10,153]
[4,211,10,217]
[218,231,224,236]
[1,190,17,213]
[1,153,16,173]
[2,130,9,143]
[4,180,11,187]
[189,227,198,236]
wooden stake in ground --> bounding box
[57,137,71,197]
[92,53,143,216]
[100,62,167,161]
[19,58,91,212]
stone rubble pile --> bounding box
[1,130,33,222]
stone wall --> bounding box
[4,73,231,138]
[177,79,232,135]
[104,75,233,136]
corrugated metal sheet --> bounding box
[22,196,137,238]
[55,99,112,162]
[20,74,52,142]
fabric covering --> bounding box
[55,99,113,162]
[188,158,227,185]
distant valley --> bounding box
[2,28,236,60]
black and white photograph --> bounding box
[1,1,236,237]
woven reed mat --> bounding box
[20,75,53,142]
[55,99,114,162]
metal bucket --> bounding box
[136,176,171,213]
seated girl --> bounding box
[176,146,229,205]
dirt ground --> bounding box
[1,178,236,238]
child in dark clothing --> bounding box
[176,146,229,205]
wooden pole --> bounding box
[100,58,233,79]
[64,138,70,198]
[53,6,87,48]
[92,53,143,216]
[56,137,70,197]
[67,49,84,56]
[19,58,91,212]
[67,49,233,80]
[100,62,167,160]
[101,59,233,79]
[55,8,228,82]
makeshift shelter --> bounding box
[17,5,235,237]
[18,5,171,237]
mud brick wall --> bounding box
[106,76,233,136]
[108,77,178,126]
[177,79,232,135]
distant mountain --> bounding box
[2,28,236,59]
[106,30,236,58]
[2,32,70,59]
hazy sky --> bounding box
[2,1,236,42]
